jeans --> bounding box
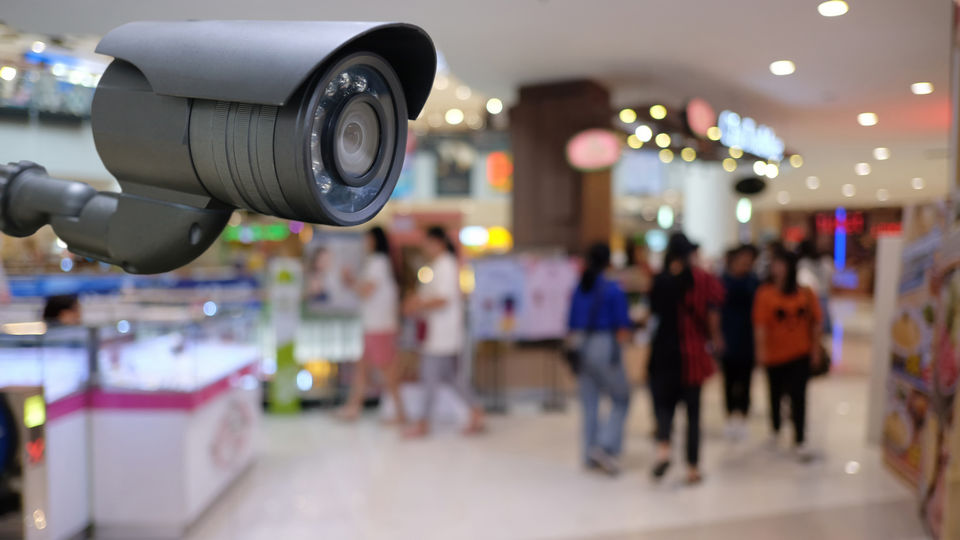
[766,357,809,445]
[651,379,702,466]
[578,332,631,462]
[722,355,754,416]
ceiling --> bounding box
[0,0,952,209]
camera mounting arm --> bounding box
[0,161,231,274]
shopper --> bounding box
[798,240,834,334]
[753,249,823,461]
[402,226,484,438]
[720,244,760,440]
[567,243,632,476]
[648,233,724,485]
[42,294,81,326]
[338,227,405,424]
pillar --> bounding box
[681,162,738,261]
[509,80,611,254]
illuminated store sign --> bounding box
[566,129,622,172]
[718,110,785,161]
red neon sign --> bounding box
[816,211,864,234]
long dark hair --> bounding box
[579,243,611,292]
[426,225,456,254]
[43,294,78,322]
[773,249,799,295]
[369,226,390,255]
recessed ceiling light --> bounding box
[858,112,878,126]
[655,133,672,148]
[753,160,767,176]
[769,60,796,76]
[818,0,849,17]
[912,177,925,190]
[455,86,472,100]
[619,108,637,123]
[650,104,667,120]
[445,108,464,125]
[876,188,890,201]
[659,149,674,163]
[722,158,738,172]
[911,82,934,95]
[681,147,697,162]
[31,41,46,54]
[842,183,856,197]
[806,176,820,190]
[635,125,653,142]
[0,66,16,82]
[789,154,804,168]
[855,162,871,176]
[765,163,780,178]
[776,191,791,205]
[729,146,744,159]
[627,134,643,149]
[486,98,503,115]
[706,126,722,141]
[873,147,890,160]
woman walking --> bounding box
[753,249,823,461]
[339,227,405,423]
[402,226,485,437]
[648,233,724,485]
[567,243,632,476]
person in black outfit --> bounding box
[720,244,759,441]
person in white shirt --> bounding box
[402,226,485,437]
[338,227,405,423]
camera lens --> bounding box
[333,99,381,179]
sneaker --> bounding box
[588,447,621,477]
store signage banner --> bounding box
[717,110,784,162]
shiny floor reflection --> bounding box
[186,344,923,539]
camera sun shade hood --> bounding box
[95,20,436,118]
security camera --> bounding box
[0,21,435,273]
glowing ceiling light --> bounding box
[776,191,791,205]
[910,82,934,95]
[635,124,653,142]
[445,108,464,125]
[658,149,674,163]
[765,163,780,179]
[789,154,804,168]
[769,60,796,76]
[818,0,849,17]
[627,134,643,149]
[876,188,890,201]
[729,146,744,159]
[736,198,752,224]
[806,176,820,190]
[680,147,696,162]
[912,177,925,190]
[854,162,871,176]
[619,108,637,123]
[649,104,667,120]
[0,66,17,81]
[722,158,738,172]
[51,63,67,77]
[459,226,489,247]
[486,98,504,115]
[706,126,722,141]
[842,183,856,197]
[31,41,46,53]
[873,147,890,160]
[655,133,671,148]
[753,160,767,176]
[657,205,675,229]
[857,112,878,126]
[455,85,472,100]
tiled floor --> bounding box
[186,352,926,540]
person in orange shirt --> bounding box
[753,249,823,461]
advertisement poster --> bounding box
[303,231,365,312]
[516,256,579,340]
[885,203,946,485]
[469,258,525,340]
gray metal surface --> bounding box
[96,20,435,117]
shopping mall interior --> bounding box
[0,1,957,539]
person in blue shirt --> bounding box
[720,244,760,440]
[567,243,632,476]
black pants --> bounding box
[650,379,702,466]
[766,357,809,445]
[722,356,754,416]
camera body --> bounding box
[0,21,436,273]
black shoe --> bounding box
[651,460,671,481]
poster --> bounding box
[303,231,365,312]
[885,203,946,485]
[469,258,525,340]
[516,256,579,340]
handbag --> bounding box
[563,284,603,375]
[804,287,831,377]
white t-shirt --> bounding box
[360,253,398,333]
[420,252,464,356]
